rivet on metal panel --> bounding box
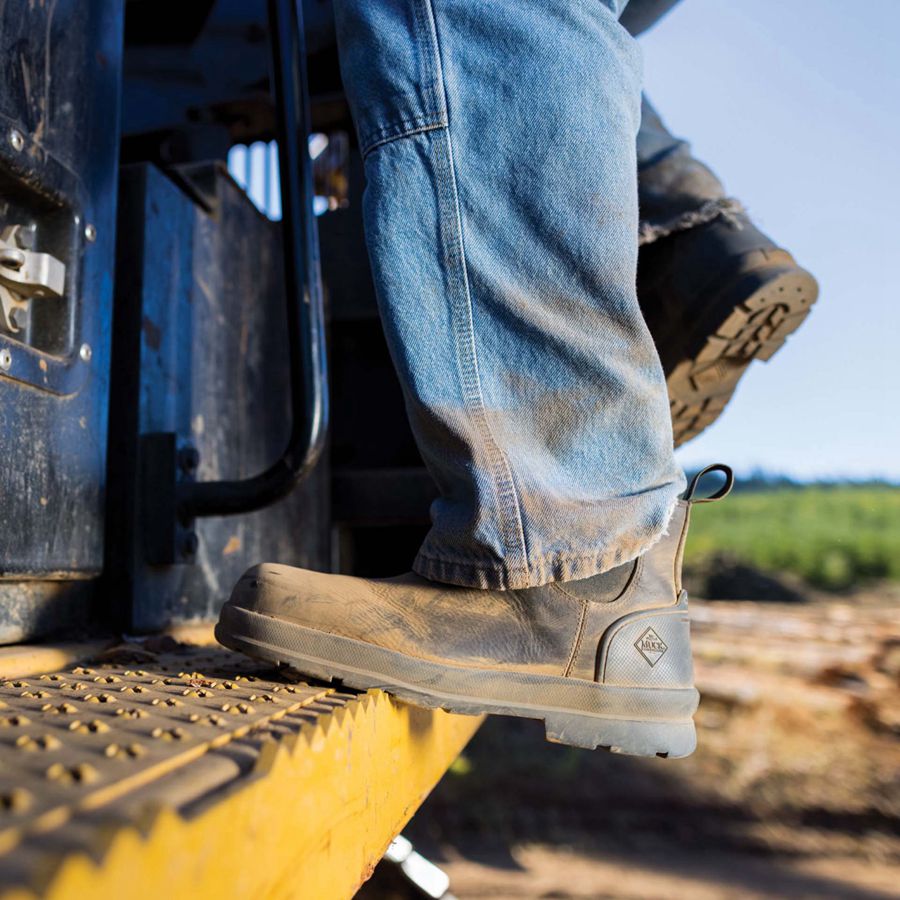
[177,446,200,475]
[180,531,199,559]
[150,727,185,741]
[0,788,32,813]
[67,720,110,734]
[0,350,11,371]
[74,763,99,783]
[79,343,92,362]
[46,762,99,785]
[8,129,24,152]
[1,715,31,727]
[40,702,78,714]
[15,734,61,751]
[84,223,97,243]
[189,713,227,727]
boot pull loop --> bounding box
[684,463,734,504]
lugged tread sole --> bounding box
[216,603,698,758]
[668,263,818,446]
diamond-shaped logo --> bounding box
[634,627,668,666]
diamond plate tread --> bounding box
[0,640,482,899]
[0,644,338,856]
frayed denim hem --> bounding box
[413,495,682,591]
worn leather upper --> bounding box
[230,502,691,683]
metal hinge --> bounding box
[0,224,66,335]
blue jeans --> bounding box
[334,0,685,589]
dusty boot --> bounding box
[638,211,818,447]
[216,467,733,758]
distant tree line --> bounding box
[685,469,900,495]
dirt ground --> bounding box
[378,589,900,899]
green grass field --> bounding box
[684,485,900,591]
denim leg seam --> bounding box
[361,121,447,158]
[431,133,529,570]
[422,0,530,573]
[413,0,448,123]
[358,0,448,158]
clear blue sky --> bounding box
[640,0,899,480]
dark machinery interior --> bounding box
[0,0,436,645]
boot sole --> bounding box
[668,259,818,446]
[216,602,699,758]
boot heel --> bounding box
[597,591,694,688]
[544,713,696,758]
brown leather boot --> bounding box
[216,467,733,758]
[638,213,818,447]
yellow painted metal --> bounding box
[0,641,482,900]
[0,622,217,681]
[0,642,112,680]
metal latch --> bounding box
[0,224,66,334]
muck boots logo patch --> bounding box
[634,627,668,666]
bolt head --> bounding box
[84,223,97,243]
[8,129,24,152]
[180,531,199,558]
[177,445,200,474]
[79,343,92,362]
[0,349,11,371]
[8,308,28,331]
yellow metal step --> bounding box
[0,636,482,899]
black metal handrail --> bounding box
[177,0,328,518]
